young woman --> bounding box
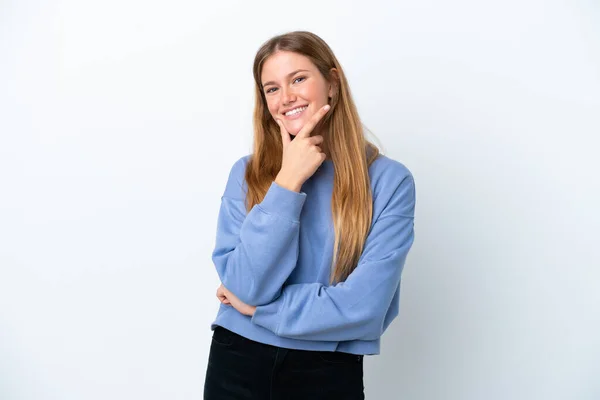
[203,31,416,399]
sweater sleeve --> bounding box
[212,157,307,306]
[251,174,416,341]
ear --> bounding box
[328,68,339,98]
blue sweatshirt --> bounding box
[210,153,415,355]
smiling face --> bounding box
[261,51,333,136]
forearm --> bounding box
[213,181,306,305]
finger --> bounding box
[307,135,324,145]
[276,119,291,147]
[296,105,330,139]
[222,299,231,305]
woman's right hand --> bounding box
[275,104,331,192]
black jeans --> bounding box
[204,326,365,399]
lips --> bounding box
[282,105,308,120]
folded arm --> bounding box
[250,175,416,342]
[212,158,306,306]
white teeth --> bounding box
[285,106,307,116]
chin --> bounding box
[284,119,307,136]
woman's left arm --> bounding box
[249,175,416,342]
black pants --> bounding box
[204,326,365,399]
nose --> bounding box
[281,86,296,106]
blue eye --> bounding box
[264,76,304,94]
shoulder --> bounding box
[222,154,252,199]
[369,154,414,188]
[229,154,252,178]
[369,154,415,219]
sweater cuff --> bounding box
[251,293,285,334]
[258,181,306,222]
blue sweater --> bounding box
[210,154,416,355]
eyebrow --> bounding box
[261,69,310,88]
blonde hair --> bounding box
[245,31,380,284]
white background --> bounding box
[1,0,599,399]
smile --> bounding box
[284,106,308,117]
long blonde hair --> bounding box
[245,31,380,284]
